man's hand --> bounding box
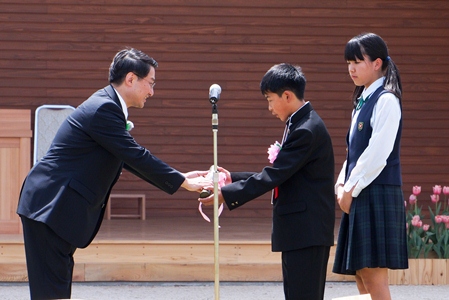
[181,171,213,192]
[198,166,231,205]
[183,170,209,179]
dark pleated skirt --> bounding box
[333,184,409,275]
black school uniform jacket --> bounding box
[221,102,335,252]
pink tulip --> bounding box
[433,185,442,195]
[412,186,421,195]
[435,215,443,223]
[443,186,449,195]
[409,194,417,205]
[431,194,439,203]
[423,224,430,231]
[411,215,421,227]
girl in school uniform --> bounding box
[333,32,408,300]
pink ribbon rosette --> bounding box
[268,141,281,199]
[267,141,281,163]
[198,167,226,224]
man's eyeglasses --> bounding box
[134,73,156,88]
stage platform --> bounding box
[0,217,352,282]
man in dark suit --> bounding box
[200,63,335,300]
[17,48,212,300]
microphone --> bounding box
[209,84,221,104]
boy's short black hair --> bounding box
[260,63,306,100]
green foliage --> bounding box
[406,185,449,259]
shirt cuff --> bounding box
[344,181,362,198]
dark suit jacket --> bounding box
[17,85,185,248]
[221,102,335,252]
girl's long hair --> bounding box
[345,33,402,108]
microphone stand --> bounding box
[211,101,220,300]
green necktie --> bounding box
[356,95,368,111]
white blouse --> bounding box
[335,77,402,197]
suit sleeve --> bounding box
[230,172,256,182]
[222,127,315,209]
[88,102,185,194]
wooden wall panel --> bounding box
[0,110,32,233]
[0,0,448,219]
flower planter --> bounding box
[388,259,449,285]
[405,184,449,285]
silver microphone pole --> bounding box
[208,84,221,300]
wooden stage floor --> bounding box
[1,217,445,285]
[0,217,352,283]
[96,216,274,242]
[0,216,277,243]
[96,216,342,243]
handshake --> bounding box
[182,166,230,207]
[199,166,229,198]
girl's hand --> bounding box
[337,185,355,214]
